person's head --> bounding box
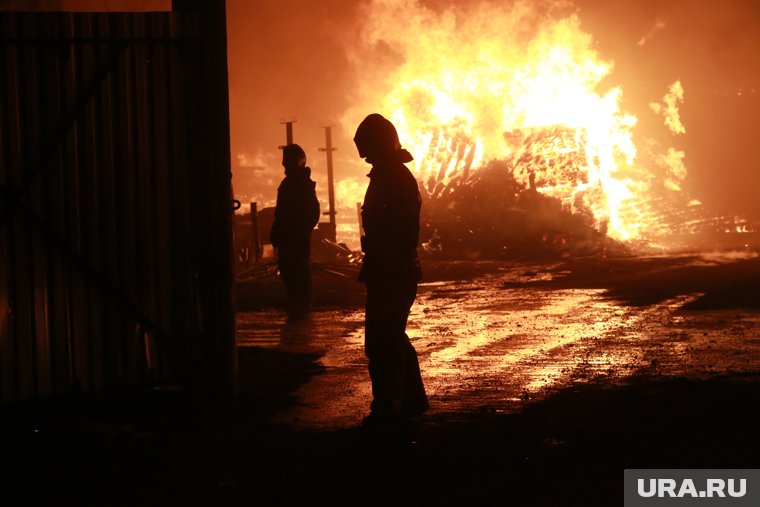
[282,144,306,169]
[353,113,412,165]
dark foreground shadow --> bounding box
[3,372,759,506]
[415,373,760,506]
[236,265,365,312]
[237,345,325,415]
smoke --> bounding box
[226,0,367,245]
[637,19,666,47]
[571,0,760,221]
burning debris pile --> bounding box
[342,0,758,257]
[419,127,629,260]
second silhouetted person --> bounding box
[270,144,320,315]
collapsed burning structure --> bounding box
[418,127,627,259]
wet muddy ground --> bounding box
[5,253,760,506]
[238,253,760,430]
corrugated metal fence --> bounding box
[0,5,236,404]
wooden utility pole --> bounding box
[279,119,296,148]
[319,125,337,242]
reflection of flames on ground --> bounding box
[342,0,758,256]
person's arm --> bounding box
[309,181,320,229]
[270,184,284,248]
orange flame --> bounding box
[345,0,678,242]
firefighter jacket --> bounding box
[359,159,422,283]
[270,166,320,252]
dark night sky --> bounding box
[226,0,760,245]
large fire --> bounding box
[344,0,691,245]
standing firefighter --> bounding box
[354,113,429,429]
[270,144,320,315]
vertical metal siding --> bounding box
[0,8,235,403]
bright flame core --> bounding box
[346,0,672,242]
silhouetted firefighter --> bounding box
[270,144,320,315]
[354,113,429,429]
